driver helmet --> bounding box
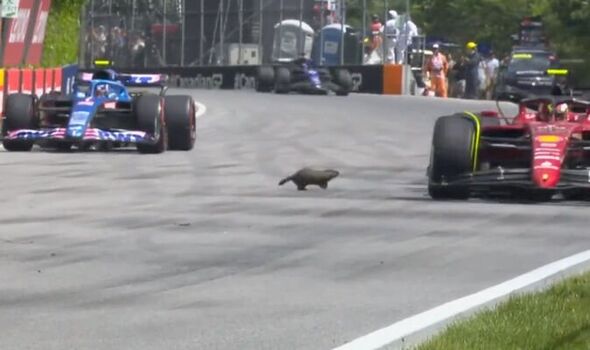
[537,102,552,121]
[95,83,109,97]
[555,103,569,121]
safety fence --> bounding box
[79,0,422,69]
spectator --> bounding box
[364,14,383,64]
[384,10,399,64]
[464,41,481,99]
[484,51,500,99]
[449,56,467,98]
[396,13,419,64]
[425,43,449,98]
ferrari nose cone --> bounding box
[533,169,560,188]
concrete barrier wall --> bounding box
[0,64,72,116]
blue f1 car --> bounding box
[255,58,353,96]
[1,69,197,153]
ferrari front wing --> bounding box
[433,167,590,190]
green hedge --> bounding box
[41,0,86,67]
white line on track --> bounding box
[195,101,207,119]
[331,249,590,350]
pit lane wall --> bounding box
[0,64,77,117]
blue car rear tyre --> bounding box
[164,95,196,151]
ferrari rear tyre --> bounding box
[2,93,37,152]
[427,115,475,199]
[164,95,196,151]
[135,94,167,154]
[255,66,275,92]
[274,67,291,94]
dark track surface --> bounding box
[1,90,588,350]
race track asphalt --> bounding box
[1,89,589,350]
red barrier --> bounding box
[2,0,34,66]
[53,68,62,92]
[25,0,52,65]
[7,69,21,94]
[21,68,34,95]
[44,68,54,93]
[34,68,45,97]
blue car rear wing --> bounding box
[77,71,169,88]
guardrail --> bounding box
[121,63,413,95]
[0,62,414,118]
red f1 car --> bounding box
[427,96,590,201]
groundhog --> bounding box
[278,167,340,191]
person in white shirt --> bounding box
[383,10,399,64]
[396,14,419,64]
[484,51,500,99]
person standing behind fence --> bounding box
[396,14,419,64]
[364,14,384,64]
[384,10,399,64]
[425,43,449,98]
[464,41,482,99]
[484,51,500,99]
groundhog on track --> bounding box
[278,167,340,190]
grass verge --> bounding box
[415,270,590,350]
[42,0,86,67]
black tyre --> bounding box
[135,94,167,154]
[427,115,476,199]
[255,66,275,92]
[333,69,352,96]
[2,93,38,151]
[164,95,196,151]
[274,67,291,94]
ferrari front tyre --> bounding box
[2,93,38,151]
[427,115,476,199]
[334,69,352,96]
[274,67,291,94]
[135,94,167,154]
[255,66,275,92]
[164,95,196,151]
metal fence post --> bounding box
[220,0,225,65]
[362,0,366,38]
[181,0,186,66]
[239,0,244,65]
[90,0,95,65]
[384,0,389,65]
[259,0,263,64]
[298,0,303,57]
[200,0,204,65]
[319,1,324,65]
[163,0,167,66]
[340,0,345,65]
[279,0,284,62]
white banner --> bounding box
[2,0,21,18]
